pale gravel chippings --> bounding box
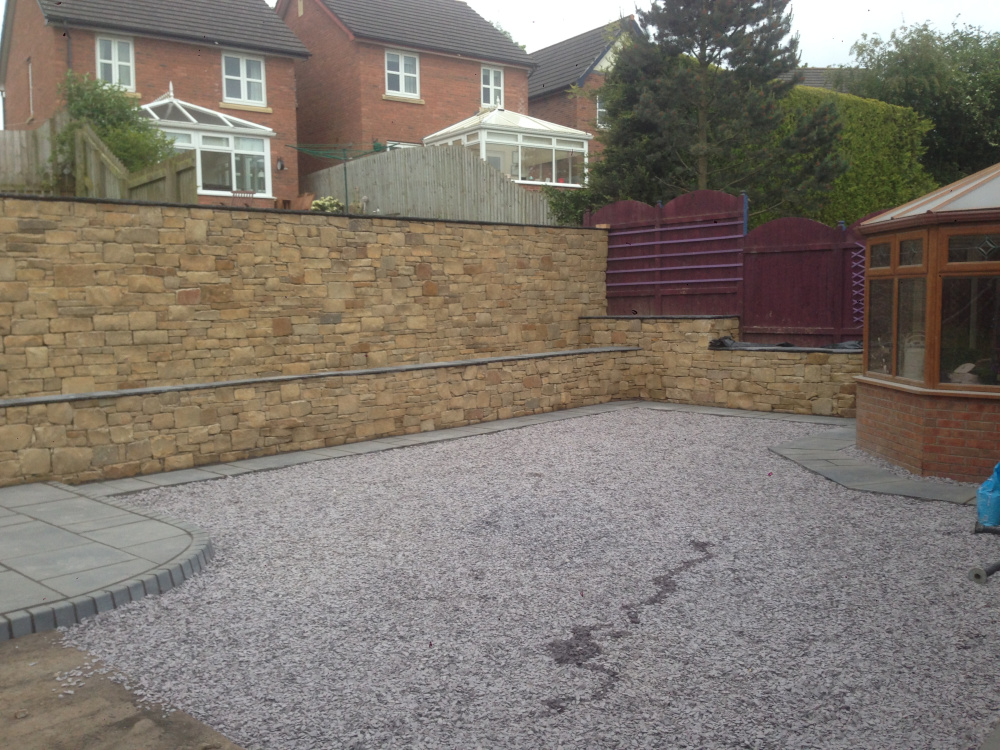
[842,445,981,486]
[62,409,1000,749]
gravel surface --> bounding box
[842,445,980,486]
[63,409,1000,749]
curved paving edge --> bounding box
[0,489,215,642]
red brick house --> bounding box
[276,0,534,179]
[0,0,310,207]
[528,18,641,155]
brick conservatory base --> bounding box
[856,378,1000,483]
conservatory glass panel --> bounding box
[483,143,518,178]
[948,234,1000,263]
[870,243,891,268]
[201,151,232,192]
[895,278,926,380]
[867,279,893,374]
[521,146,552,182]
[939,276,1000,386]
[899,238,923,266]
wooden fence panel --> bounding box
[586,191,746,316]
[304,146,556,225]
[127,151,197,203]
[0,113,66,193]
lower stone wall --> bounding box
[582,317,861,417]
[0,349,633,486]
[856,378,1000,483]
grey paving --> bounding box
[0,399,975,641]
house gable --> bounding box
[528,18,641,99]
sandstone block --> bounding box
[52,447,93,474]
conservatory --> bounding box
[140,88,275,199]
[856,162,1000,482]
[423,109,592,188]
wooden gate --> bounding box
[585,191,746,316]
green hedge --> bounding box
[775,87,937,226]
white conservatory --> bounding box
[423,109,592,188]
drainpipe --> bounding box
[64,24,73,70]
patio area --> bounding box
[3,402,999,748]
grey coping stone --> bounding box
[0,484,79,509]
[181,559,194,579]
[0,615,9,641]
[140,469,229,487]
[306,447,358,458]
[8,610,32,638]
[72,596,97,621]
[325,441,398,454]
[41,558,162,598]
[4,541,139,581]
[0,507,14,517]
[16,497,133,525]
[61,513,148,534]
[0,514,33,529]
[123,535,192,565]
[28,605,56,633]
[0,522,91,561]
[75,478,160,496]
[851,479,977,504]
[112,586,132,608]
[52,600,76,628]
[224,453,323,470]
[92,591,114,613]
[82,519,190,548]
[0,571,62,614]
[979,718,1000,750]
[194,463,256,476]
[169,563,186,587]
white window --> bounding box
[482,67,503,108]
[222,53,266,106]
[96,37,134,91]
[596,96,608,128]
[168,131,269,195]
[385,50,419,98]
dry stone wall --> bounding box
[0,197,606,398]
[582,318,861,417]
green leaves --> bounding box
[58,72,174,173]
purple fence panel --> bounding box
[742,218,864,346]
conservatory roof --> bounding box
[861,161,1000,232]
[140,90,275,135]
[423,108,593,144]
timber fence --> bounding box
[305,145,556,225]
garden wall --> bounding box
[582,317,861,417]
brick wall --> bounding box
[0,196,607,399]
[856,380,1000,482]
[282,0,531,179]
[528,73,605,155]
[2,4,300,204]
[582,318,861,417]
[2,0,67,128]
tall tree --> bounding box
[588,0,843,219]
[839,23,1000,185]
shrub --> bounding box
[310,196,345,213]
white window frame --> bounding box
[482,67,503,108]
[444,130,589,188]
[165,129,273,198]
[222,52,267,106]
[596,96,608,128]
[385,50,420,98]
[96,36,135,92]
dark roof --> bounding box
[778,68,844,90]
[35,0,309,58]
[319,0,532,68]
[528,18,641,99]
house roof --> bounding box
[777,67,843,90]
[317,0,532,68]
[528,18,641,99]
[32,0,310,58]
[860,161,1000,233]
[423,108,592,143]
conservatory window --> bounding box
[97,37,134,91]
[165,130,270,195]
[867,279,894,375]
[939,277,1000,386]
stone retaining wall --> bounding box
[0,197,606,398]
[582,318,861,417]
[0,349,635,486]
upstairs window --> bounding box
[222,53,266,106]
[482,67,503,108]
[386,51,419,98]
[96,37,134,91]
[596,96,608,128]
